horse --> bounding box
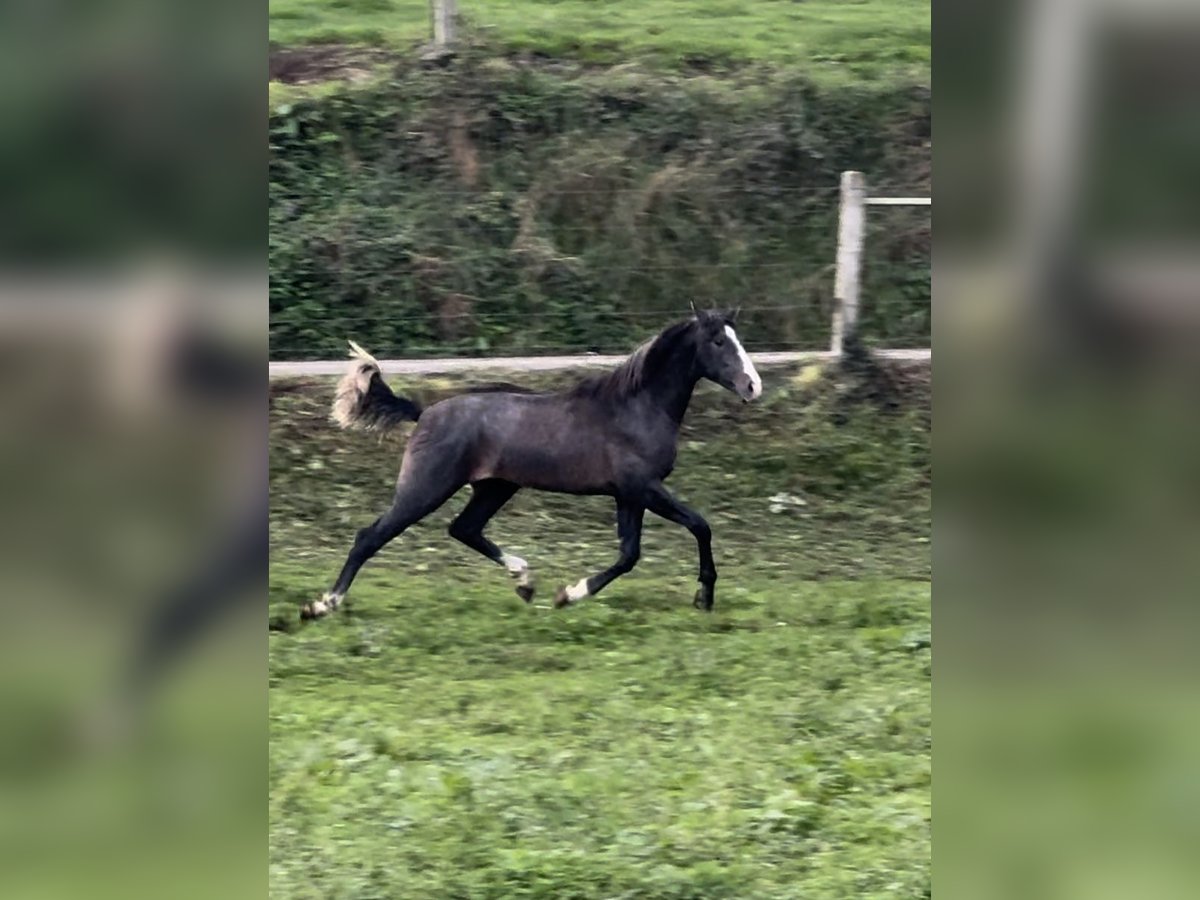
[300,309,762,620]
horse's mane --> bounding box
[568,319,697,402]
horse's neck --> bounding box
[642,349,699,425]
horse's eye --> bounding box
[713,334,725,347]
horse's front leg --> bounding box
[644,481,716,611]
[553,500,644,607]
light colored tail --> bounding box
[347,340,377,367]
[330,341,421,431]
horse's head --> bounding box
[690,309,763,402]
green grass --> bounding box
[269,0,931,85]
[269,362,930,897]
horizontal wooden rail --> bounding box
[268,348,931,379]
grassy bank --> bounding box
[270,59,930,360]
[269,359,930,897]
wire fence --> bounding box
[859,207,932,350]
[269,251,850,359]
[269,203,928,360]
[269,184,928,352]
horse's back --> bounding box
[413,390,616,491]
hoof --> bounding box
[301,592,344,621]
[299,602,323,621]
[515,584,535,603]
[553,587,572,609]
[693,585,715,612]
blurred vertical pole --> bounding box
[432,0,458,46]
[1014,0,1090,308]
[832,170,866,355]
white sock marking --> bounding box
[725,325,762,399]
[501,554,532,587]
[323,591,344,610]
[565,578,590,602]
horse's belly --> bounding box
[488,440,609,493]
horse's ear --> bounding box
[689,299,698,318]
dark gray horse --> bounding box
[301,310,762,620]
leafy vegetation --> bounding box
[270,58,930,359]
[269,360,931,898]
[268,0,930,85]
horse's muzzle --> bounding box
[734,374,762,402]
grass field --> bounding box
[269,0,930,84]
[269,362,930,897]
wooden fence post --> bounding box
[431,0,458,47]
[832,170,866,355]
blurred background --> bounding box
[939,0,1200,898]
[0,1,263,898]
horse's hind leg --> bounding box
[302,473,462,620]
[447,479,531,601]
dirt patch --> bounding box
[269,44,395,85]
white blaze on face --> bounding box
[725,325,762,399]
